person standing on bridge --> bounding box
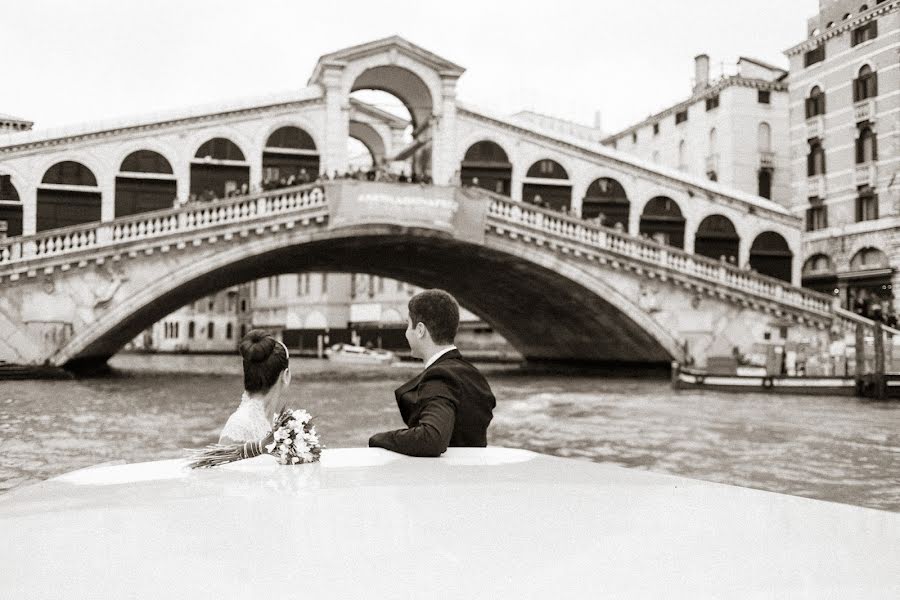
[368,289,496,457]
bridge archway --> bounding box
[694,214,739,264]
[749,231,792,282]
[523,159,572,211]
[582,177,629,229]
[37,161,101,232]
[190,137,250,198]
[55,226,680,370]
[461,140,512,196]
[0,174,22,237]
[639,196,685,249]
[350,67,433,179]
[262,126,320,188]
[115,150,177,217]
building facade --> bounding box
[602,55,791,209]
[134,287,242,353]
[785,0,899,319]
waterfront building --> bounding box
[785,0,899,318]
[136,287,242,353]
[602,55,791,211]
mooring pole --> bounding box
[855,323,866,376]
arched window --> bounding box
[677,140,686,170]
[523,160,571,211]
[116,151,177,217]
[694,214,739,264]
[461,141,512,196]
[749,231,793,282]
[192,138,249,198]
[120,150,173,174]
[856,126,877,164]
[803,254,833,275]
[464,140,509,163]
[807,139,826,176]
[859,4,869,11]
[263,127,319,187]
[805,86,826,118]
[854,65,878,101]
[37,161,101,232]
[582,177,629,229]
[0,174,22,238]
[757,122,771,153]
[266,126,316,151]
[708,128,717,153]
[850,247,888,270]
[801,254,836,294]
[639,196,685,248]
[526,159,568,179]
[195,138,245,161]
[41,161,98,186]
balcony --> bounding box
[705,153,719,174]
[808,174,827,198]
[806,115,824,138]
[759,151,775,169]
[855,163,876,186]
[854,99,875,122]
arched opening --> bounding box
[847,247,892,318]
[854,65,877,101]
[677,140,687,170]
[351,67,431,181]
[348,121,386,172]
[639,196,685,248]
[856,126,877,164]
[801,253,836,296]
[115,150,177,218]
[694,215,739,264]
[0,174,22,238]
[582,177,629,229]
[190,137,249,200]
[461,140,512,196]
[805,86,826,118]
[522,159,571,212]
[757,123,771,152]
[262,126,319,189]
[749,231,792,282]
[37,161,101,232]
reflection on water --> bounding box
[1,353,899,512]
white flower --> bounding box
[292,457,300,464]
[292,409,311,424]
[265,442,277,453]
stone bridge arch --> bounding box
[53,224,680,370]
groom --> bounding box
[368,289,496,457]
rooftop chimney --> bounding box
[694,54,710,93]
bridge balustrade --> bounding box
[0,184,326,266]
[485,195,834,317]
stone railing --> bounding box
[485,195,835,316]
[0,184,327,267]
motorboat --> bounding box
[325,343,396,365]
[1,447,899,597]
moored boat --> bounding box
[325,343,396,365]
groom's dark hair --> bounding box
[408,289,459,345]
[239,329,289,393]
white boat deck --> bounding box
[1,447,898,598]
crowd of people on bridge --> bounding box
[852,291,898,327]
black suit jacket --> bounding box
[368,349,496,457]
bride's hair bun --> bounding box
[239,329,289,392]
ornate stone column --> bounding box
[430,73,460,186]
[20,183,36,236]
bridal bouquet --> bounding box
[188,408,323,469]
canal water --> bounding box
[1,353,899,512]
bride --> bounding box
[219,329,291,447]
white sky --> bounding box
[3,0,818,136]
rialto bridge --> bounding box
[0,36,862,371]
